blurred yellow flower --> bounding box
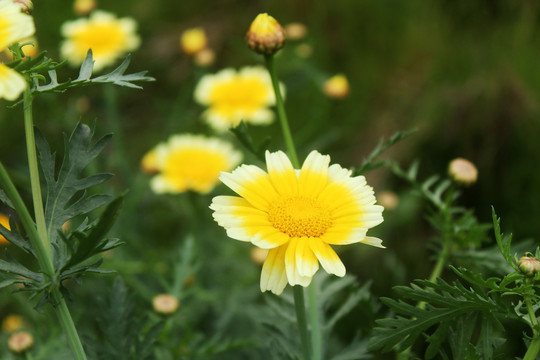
[73,0,96,15]
[152,294,179,315]
[147,134,242,194]
[0,213,11,245]
[0,0,35,101]
[2,315,23,333]
[448,158,477,186]
[323,74,350,98]
[60,10,140,72]
[194,66,282,132]
[8,331,33,353]
[284,22,307,40]
[180,27,207,56]
[210,150,384,295]
[194,48,215,67]
[140,148,159,174]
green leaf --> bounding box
[491,207,516,270]
[229,121,269,162]
[448,314,478,360]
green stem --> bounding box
[308,280,322,360]
[524,336,540,360]
[264,54,299,168]
[51,290,87,360]
[293,286,312,360]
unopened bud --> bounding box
[73,0,96,15]
[180,27,207,56]
[377,191,398,211]
[152,294,179,315]
[194,48,215,67]
[448,158,478,186]
[284,22,307,40]
[250,247,268,265]
[8,331,33,353]
[518,256,540,276]
[2,315,23,333]
[246,13,286,55]
[323,74,350,98]
[13,0,32,13]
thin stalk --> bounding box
[264,54,299,168]
[523,336,540,360]
[523,291,540,360]
[308,279,322,360]
[51,290,87,360]
[293,286,312,360]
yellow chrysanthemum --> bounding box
[194,66,283,132]
[60,10,140,72]
[0,213,11,245]
[0,0,35,101]
[148,134,242,194]
[323,74,350,98]
[180,27,207,55]
[210,150,384,295]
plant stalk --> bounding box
[293,286,312,360]
[523,336,540,360]
[308,279,322,360]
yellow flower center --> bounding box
[209,76,269,116]
[72,22,127,57]
[268,196,332,238]
[163,148,226,189]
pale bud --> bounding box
[295,43,312,58]
[323,74,350,98]
[284,22,307,40]
[250,247,268,265]
[194,48,215,67]
[152,294,179,315]
[518,256,540,277]
[246,13,286,55]
[8,331,33,353]
[180,28,207,56]
[377,191,399,211]
[448,158,478,186]
[73,0,96,15]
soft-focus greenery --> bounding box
[1,1,540,359]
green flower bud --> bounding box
[518,256,540,276]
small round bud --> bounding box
[152,294,179,315]
[73,0,96,15]
[194,48,215,67]
[2,315,23,333]
[284,22,307,40]
[8,331,33,353]
[448,158,478,186]
[518,256,540,277]
[323,74,350,99]
[377,191,399,211]
[13,0,32,13]
[180,27,207,56]
[246,13,286,55]
[250,247,268,265]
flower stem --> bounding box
[524,336,540,360]
[293,286,312,360]
[21,88,88,360]
[264,54,299,168]
[308,278,322,360]
[523,291,540,360]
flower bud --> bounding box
[518,256,540,277]
[13,0,32,13]
[2,315,23,333]
[448,158,478,186]
[246,13,286,55]
[194,48,215,67]
[323,74,350,98]
[152,294,179,315]
[8,331,33,353]
[73,0,96,15]
[284,22,307,40]
[180,27,207,56]
[377,191,398,211]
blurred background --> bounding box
[0,0,539,358]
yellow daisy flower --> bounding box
[194,66,283,132]
[0,213,11,245]
[60,10,140,72]
[148,134,242,194]
[210,150,384,295]
[0,0,35,101]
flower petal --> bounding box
[295,237,319,277]
[265,150,298,196]
[251,227,289,249]
[285,238,313,286]
[360,236,385,248]
[309,238,345,277]
[260,245,288,295]
[0,64,26,101]
[298,151,330,197]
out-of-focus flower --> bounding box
[180,27,207,56]
[295,43,312,58]
[2,315,23,333]
[152,294,179,315]
[60,10,140,72]
[8,331,33,353]
[0,0,35,101]
[518,256,540,277]
[140,148,159,174]
[284,22,307,40]
[194,48,215,67]
[246,13,286,55]
[194,66,282,132]
[147,134,242,194]
[73,0,96,15]
[210,150,384,295]
[448,158,477,186]
[377,191,398,211]
[250,247,268,265]
[0,213,11,245]
[323,74,350,99]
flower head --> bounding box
[246,13,286,55]
[152,294,179,315]
[180,27,207,55]
[448,158,478,186]
[194,66,281,132]
[518,256,540,277]
[0,0,35,101]
[146,134,242,194]
[0,213,11,245]
[73,0,96,15]
[8,331,33,353]
[210,150,384,295]
[194,48,215,67]
[323,74,350,98]
[284,22,307,41]
[60,10,140,72]
[2,315,23,333]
